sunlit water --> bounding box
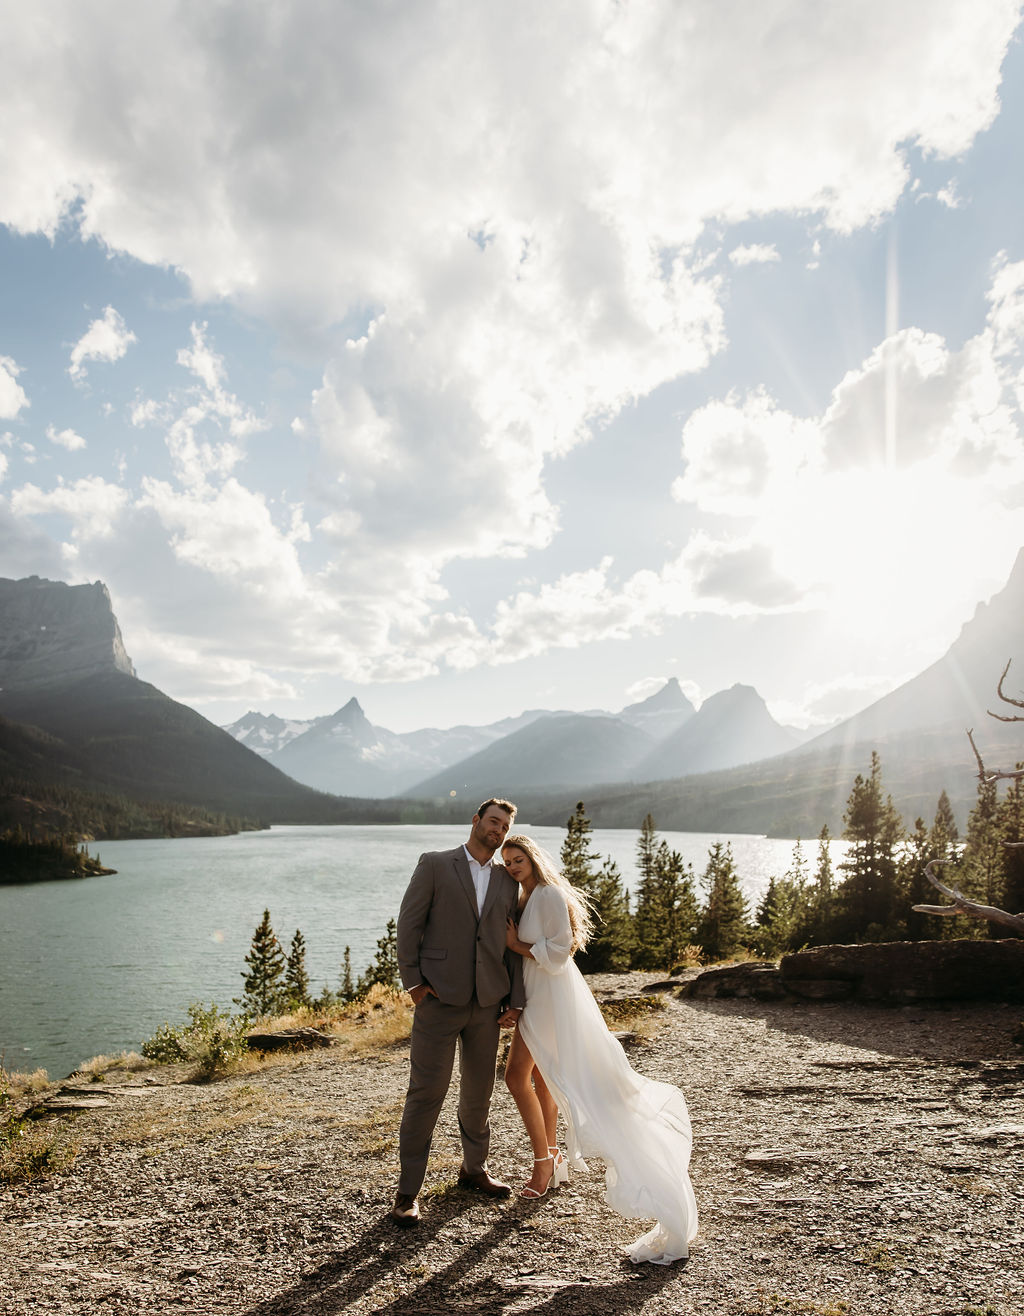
[0,823,849,1079]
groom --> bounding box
[391,798,525,1226]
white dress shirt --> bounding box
[463,845,493,915]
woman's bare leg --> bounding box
[532,1067,559,1149]
[503,1028,554,1194]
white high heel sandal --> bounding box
[520,1156,555,1199]
[549,1145,569,1186]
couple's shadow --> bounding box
[237,1195,682,1315]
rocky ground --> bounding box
[3,975,1023,1316]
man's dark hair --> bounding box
[475,797,517,822]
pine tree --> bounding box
[802,824,836,945]
[560,801,600,891]
[339,946,355,1003]
[636,813,658,886]
[237,908,286,1017]
[284,928,311,1007]
[696,841,749,961]
[957,772,1002,940]
[998,768,1024,922]
[634,840,699,970]
[904,792,962,939]
[835,752,905,941]
[752,841,809,957]
[357,918,401,995]
[576,857,635,973]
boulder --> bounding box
[780,939,1024,1005]
[682,961,788,1001]
[245,1027,335,1052]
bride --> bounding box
[501,833,698,1265]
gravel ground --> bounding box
[2,975,1022,1316]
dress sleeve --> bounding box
[529,886,574,975]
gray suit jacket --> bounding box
[397,846,525,1010]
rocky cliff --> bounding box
[0,577,136,690]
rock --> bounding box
[244,1027,335,1052]
[683,961,788,1001]
[0,576,135,689]
[780,939,1024,1005]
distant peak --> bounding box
[622,677,695,716]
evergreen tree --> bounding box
[998,769,1024,924]
[802,825,836,945]
[696,841,749,961]
[560,801,600,890]
[576,857,636,973]
[904,791,962,940]
[339,946,356,1003]
[752,841,809,957]
[636,813,659,886]
[634,840,699,970]
[957,772,1002,940]
[357,918,401,994]
[284,928,311,1007]
[835,752,905,941]
[237,908,286,1016]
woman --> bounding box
[502,834,698,1265]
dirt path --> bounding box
[3,979,1022,1315]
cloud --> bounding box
[0,357,29,418]
[729,243,781,266]
[0,3,1021,699]
[68,306,136,380]
[10,475,129,541]
[46,424,86,451]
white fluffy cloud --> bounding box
[0,1,1021,699]
[729,244,781,266]
[46,424,86,451]
[0,356,28,418]
[68,305,136,380]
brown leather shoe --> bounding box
[457,1168,512,1198]
[390,1192,420,1227]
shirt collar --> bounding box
[463,845,493,871]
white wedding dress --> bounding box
[517,883,698,1264]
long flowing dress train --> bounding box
[517,883,698,1264]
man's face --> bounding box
[471,806,512,854]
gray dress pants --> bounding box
[397,993,500,1197]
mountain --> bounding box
[807,548,1024,753]
[227,704,554,797]
[631,684,798,779]
[0,577,135,688]
[511,554,1024,834]
[221,710,321,758]
[0,576,424,834]
[618,677,696,736]
[268,697,429,796]
[408,713,657,801]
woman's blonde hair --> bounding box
[502,833,596,953]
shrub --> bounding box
[142,1002,251,1080]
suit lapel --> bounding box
[479,861,505,921]
[452,849,479,919]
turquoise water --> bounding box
[0,823,845,1079]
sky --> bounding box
[2,0,1024,735]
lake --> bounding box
[0,823,849,1080]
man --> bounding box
[391,798,524,1226]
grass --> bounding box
[75,1051,155,1080]
[599,994,666,1030]
[1,1065,80,1184]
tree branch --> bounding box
[989,658,1024,722]
[966,728,1024,783]
[911,860,1024,935]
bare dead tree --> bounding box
[911,660,1024,933]
[912,860,1024,934]
[990,658,1024,722]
